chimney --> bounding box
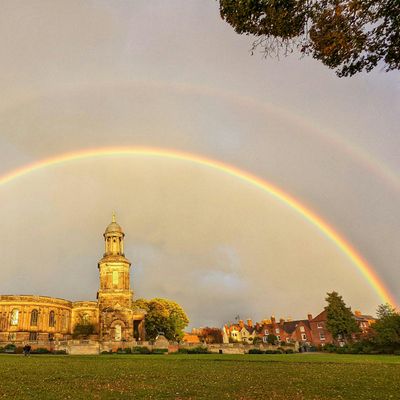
[271,315,276,324]
[279,318,285,324]
[247,319,253,327]
[354,310,362,317]
[307,313,313,321]
[239,320,244,328]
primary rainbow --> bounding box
[0,146,396,306]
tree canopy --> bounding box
[132,298,189,342]
[72,323,95,339]
[372,304,400,352]
[219,0,400,77]
[325,291,359,341]
[376,303,397,319]
[198,327,224,344]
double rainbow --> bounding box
[0,146,396,306]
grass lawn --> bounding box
[0,353,399,399]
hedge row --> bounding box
[0,345,66,355]
[101,347,169,355]
[248,348,295,354]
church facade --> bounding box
[0,215,146,346]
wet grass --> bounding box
[0,353,399,399]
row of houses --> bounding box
[184,309,375,348]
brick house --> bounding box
[308,311,334,346]
[255,316,313,345]
[308,310,376,346]
[224,309,376,348]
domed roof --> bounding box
[104,212,123,234]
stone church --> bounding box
[0,215,146,346]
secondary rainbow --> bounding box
[6,79,398,192]
[0,146,396,306]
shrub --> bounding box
[178,346,209,354]
[321,343,337,353]
[264,349,283,354]
[276,347,285,354]
[53,350,67,355]
[285,348,294,354]
[188,346,209,354]
[248,348,264,354]
[132,346,151,354]
[152,348,168,354]
[15,347,24,354]
[116,347,133,354]
[4,344,16,353]
[32,348,51,354]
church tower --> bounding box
[97,214,145,342]
[97,213,133,310]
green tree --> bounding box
[219,0,400,77]
[372,305,400,352]
[199,327,224,344]
[267,334,278,345]
[325,291,359,342]
[376,303,397,319]
[132,298,189,341]
[72,323,95,339]
[252,336,262,345]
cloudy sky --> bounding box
[0,1,399,327]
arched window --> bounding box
[10,309,19,326]
[49,311,55,327]
[30,309,39,326]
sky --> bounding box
[0,1,399,328]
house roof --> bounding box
[282,320,310,334]
[183,333,200,343]
[354,314,375,321]
[311,310,327,322]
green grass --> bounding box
[0,353,399,399]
